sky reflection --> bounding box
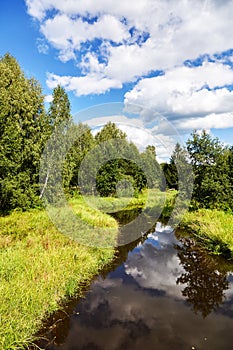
[41,224,233,350]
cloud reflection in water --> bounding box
[43,223,233,350]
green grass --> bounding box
[71,191,147,214]
[0,189,178,349]
[68,195,118,226]
[0,201,118,349]
[180,209,233,259]
[81,188,177,215]
[146,189,178,218]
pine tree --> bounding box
[140,145,162,189]
[48,85,71,129]
[95,122,127,143]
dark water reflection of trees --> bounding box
[175,238,229,318]
[33,227,233,350]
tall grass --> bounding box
[0,202,118,349]
[180,209,233,259]
[0,189,178,349]
[71,191,147,214]
[89,188,177,213]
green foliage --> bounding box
[93,124,162,197]
[0,53,47,212]
[164,132,233,211]
[140,145,163,189]
[1,53,232,215]
[69,123,95,189]
[0,54,163,211]
[227,146,233,208]
[162,143,192,193]
[48,85,71,128]
[187,130,232,209]
[95,121,127,143]
[96,158,143,197]
[161,162,177,189]
[45,85,73,192]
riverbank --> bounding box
[0,197,118,350]
[0,189,178,349]
[180,209,233,260]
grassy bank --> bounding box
[180,209,233,259]
[83,188,177,216]
[72,191,148,213]
[0,189,177,349]
[0,197,118,350]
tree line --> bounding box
[1,53,233,213]
[0,54,161,212]
[162,131,233,210]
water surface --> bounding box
[37,223,233,350]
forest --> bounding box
[0,53,163,213]
[1,53,233,214]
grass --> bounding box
[180,209,233,259]
[0,189,178,349]
[0,200,118,350]
[68,195,118,226]
[145,189,178,219]
[82,188,177,215]
[71,191,147,214]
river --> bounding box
[36,222,233,350]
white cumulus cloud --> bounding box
[124,61,233,131]
[25,0,233,135]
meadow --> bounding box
[0,197,118,349]
[0,189,168,349]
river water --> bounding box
[37,223,233,350]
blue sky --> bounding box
[1,0,233,159]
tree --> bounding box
[0,53,48,211]
[176,238,229,318]
[95,122,127,143]
[140,145,162,189]
[226,146,233,208]
[186,130,231,209]
[162,143,192,193]
[40,85,74,201]
[75,122,151,197]
[47,85,71,129]
[69,123,95,190]
[94,123,138,196]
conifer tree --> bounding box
[0,54,47,211]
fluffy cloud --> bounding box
[27,0,233,84]
[26,0,147,21]
[47,72,122,95]
[125,229,184,298]
[26,0,233,134]
[176,112,233,131]
[84,115,176,161]
[41,13,129,51]
[124,61,233,130]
